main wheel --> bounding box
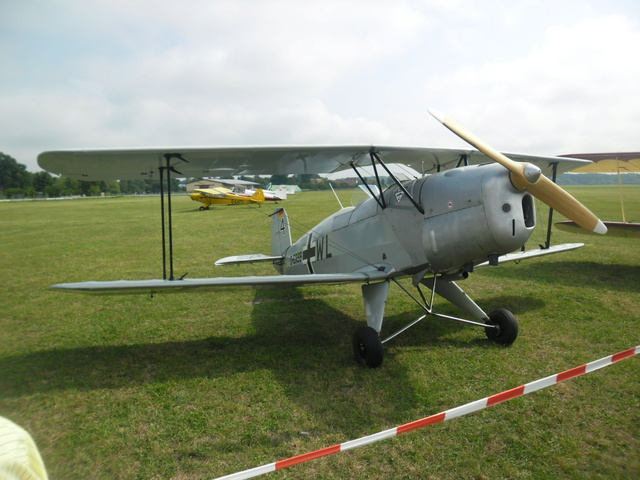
[485,308,519,345]
[352,326,384,368]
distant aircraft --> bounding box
[37,110,605,367]
[557,152,640,238]
[190,187,265,210]
[242,185,287,202]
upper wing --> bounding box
[49,268,393,295]
[38,146,590,180]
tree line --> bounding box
[0,152,181,198]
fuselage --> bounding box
[280,163,535,277]
[190,188,265,207]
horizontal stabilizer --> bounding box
[49,267,393,295]
[476,243,584,267]
[215,254,283,266]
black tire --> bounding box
[485,308,519,345]
[199,206,206,211]
[352,326,384,368]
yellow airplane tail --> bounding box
[252,188,265,203]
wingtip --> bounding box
[594,219,608,235]
[428,108,445,124]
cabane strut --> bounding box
[350,149,425,214]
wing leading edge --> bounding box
[49,268,393,295]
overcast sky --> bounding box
[2,0,639,172]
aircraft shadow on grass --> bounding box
[0,286,540,432]
[484,260,640,293]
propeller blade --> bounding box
[428,108,607,234]
[527,175,607,234]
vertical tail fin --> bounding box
[252,188,265,203]
[271,207,292,257]
[275,185,288,201]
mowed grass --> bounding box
[0,186,638,479]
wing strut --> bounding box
[159,153,188,280]
[542,162,558,249]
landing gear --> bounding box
[352,326,384,368]
[352,276,520,367]
[199,205,209,211]
[485,308,519,345]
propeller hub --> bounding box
[523,164,542,184]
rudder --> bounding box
[252,188,265,203]
[271,207,292,257]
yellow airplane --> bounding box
[189,187,265,210]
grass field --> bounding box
[1,186,638,479]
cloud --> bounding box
[416,14,640,154]
[1,1,639,171]
[2,0,431,169]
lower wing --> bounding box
[475,243,584,267]
[50,268,393,295]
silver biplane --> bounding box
[38,111,605,367]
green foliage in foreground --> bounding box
[0,187,638,479]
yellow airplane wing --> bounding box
[193,187,232,197]
[561,152,640,173]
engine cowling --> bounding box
[421,163,536,273]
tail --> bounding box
[252,188,265,203]
[275,185,288,201]
[271,207,292,257]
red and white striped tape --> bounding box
[214,346,639,480]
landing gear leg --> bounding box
[352,280,390,368]
[381,276,519,347]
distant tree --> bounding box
[77,181,101,196]
[4,187,25,198]
[269,174,289,185]
[88,185,102,196]
[104,180,120,195]
[118,180,138,194]
[33,171,55,192]
[0,153,31,194]
[55,177,80,196]
[44,184,61,197]
[252,175,267,187]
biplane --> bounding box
[190,186,265,210]
[37,110,605,367]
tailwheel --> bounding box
[352,326,384,368]
[485,308,519,345]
